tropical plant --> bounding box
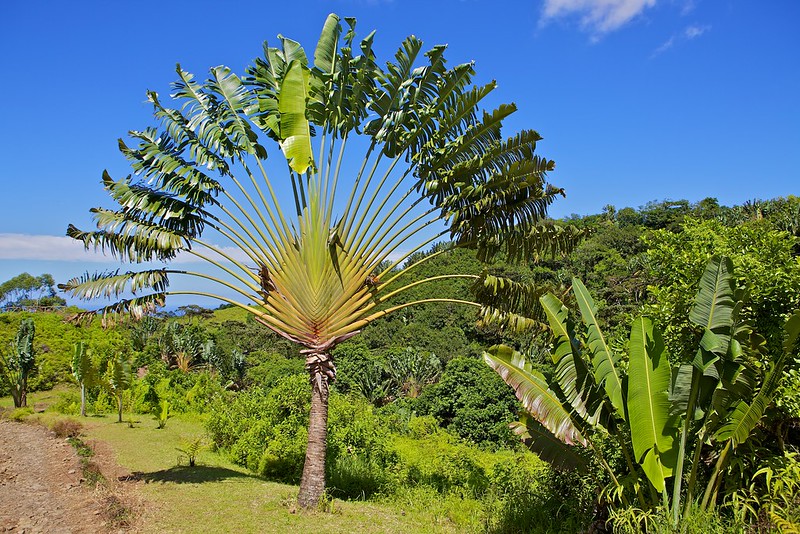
[0,318,36,407]
[176,436,205,467]
[417,356,520,448]
[60,14,578,507]
[71,341,96,416]
[485,256,800,528]
[156,399,171,429]
[106,354,132,423]
[384,347,441,398]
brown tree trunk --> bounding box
[19,379,27,408]
[297,350,336,509]
[297,372,329,509]
[117,395,123,423]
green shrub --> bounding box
[257,422,308,481]
[51,391,81,415]
[416,357,520,448]
[483,457,594,534]
[7,407,33,421]
[207,375,311,482]
[128,366,224,416]
[207,375,396,494]
[375,396,416,434]
[245,352,304,388]
[206,387,270,451]
[327,453,388,500]
[391,434,490,497]
[407,414,439,439]
[326,394,396,498]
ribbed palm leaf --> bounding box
[62,14,568,507]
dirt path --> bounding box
[0,420,109,533]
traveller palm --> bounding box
[61,14,576,507]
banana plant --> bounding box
[60,14,579,507]
[71,341,96,417]
[106,354,132,423]
[0,318,36,408]
[486,256,800,525]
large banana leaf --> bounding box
[485,345,586,446]
[627,317,677,493]
[541,293,606,425]
[573,278,625,420]
[71,342,94,386]
[511,413,587,470]
[279,60,314,174]
[689,256,735,355]
[715,309,800,447]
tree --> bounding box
[0,318,36,407]
[485,257,800,527]
[0,273,64,310]
[61,14,578,507]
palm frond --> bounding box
[58,269,169,300]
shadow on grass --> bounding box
[124,465,257,484]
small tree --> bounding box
[0,318,36,408]
[71,341,96,417]
[105,354,132,423]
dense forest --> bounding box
[3,195,799,532]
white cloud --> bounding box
[651,23,711,57]
[684,24,710,39]
[652,35,676,55]
[0,234,249,265]
[541,0,658,36]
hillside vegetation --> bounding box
[2,195,800,532]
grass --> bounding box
[83,413,467,533]
[2,390,466,533]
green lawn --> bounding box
[2,391,466,533]
[86,413,467,533]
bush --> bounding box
[207,375,396,495]
[52,418,83,438]
[51,391,81,415]
[485,461,597,534]
[245,352,304,388]
[407,415,439,439]
[207,375,311,482]
[416,357,520,448]
[7,407,33,421]
[326,394,396,498]
[391,433,490,497]
[129,365,225,416]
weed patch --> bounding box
[67,435,107,487]
[51,418,83,438]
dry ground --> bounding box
[0,419,127,534]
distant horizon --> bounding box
[1,193,794,312]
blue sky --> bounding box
[0,0,798,307]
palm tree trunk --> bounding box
[297,351,335,509]
[117,394,123,423]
